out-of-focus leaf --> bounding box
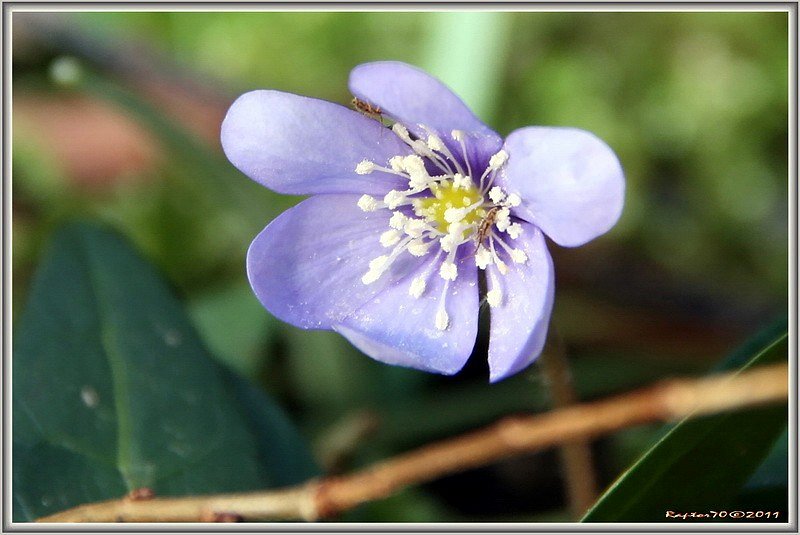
[581,329,787,522]
[13,223,318,521]
[188,281,277,378]
[420,12,511,122]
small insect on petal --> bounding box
[352,97,383,121]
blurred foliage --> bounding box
[12,11,788,522]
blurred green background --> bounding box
[12,11,788,521]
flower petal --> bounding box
[501,127,625,247]
[221,90,411,195]
[349,62,502,147]
[334,253,479,375]
[247,194,420,330]
[487,224,554,382]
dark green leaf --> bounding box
[13,223,319,521]
[581,329,787,522]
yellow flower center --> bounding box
[413,181,485,234]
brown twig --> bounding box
[539,338,598,519]
[37,363,788,523]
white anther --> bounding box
[444,207,466,224]
[452,173,471,189]
[392,123,409,138]
[389,211,408,230]
[495,259,509,275]
[506,223,523,239]
[409,277,426,298]
[408,238,431,256]
[383,190,406,209]
[475,246,493,269]
[427,133,445,152]
[506,193,522,207]
[357,194,379,212]
[389,155,405,172]
[439,261,458,281]
[489,150,509,170]
[435,309,450,331]
[439,234,456,253]
[451,130,464,142]
[488,186,506,204]
[402,154,426,174]
[361,271,379,284]
[355,160,375,175]
[368,255,389,272]
[380,229,402,247]
[495,208,511,232]
[487,288,502,308]
[404,218,427,238]
[510,249,528,264]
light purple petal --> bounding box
[247,194,420,330]
[221,90,411,195]
[487,224,554,382]
[334,253,479,375]
[349,62,502,150]
[501,127,625,247]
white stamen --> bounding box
[495,208,511,232]
[495,260,509,275]
[361,270,380,284]
[358,194,378,212]
[475,246,493,269]
[356,160,375,174]
[439,261,458,281]
[440,230,465,253]
[510,249,528,264]
[407,238,431,256]
[489,150,508,170]
[409,277,426,298]
[444,207,466,224]
[488,186,506,204]
[392,123,409,138]
[384,190,406,209]
[403,154,426,174]
[487,270,503,308]
[427,133,445,152]
[389,156,405,172]
[389,211,407,229]
[435,309,449,331]
[506,223,523,239]
[453,173,472,189]
[380,229,402,247]
[487,288,502,308]
[368,255,389,272]
[356,121,528,331]
[404,218,427,238]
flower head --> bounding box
[221,61,624,382]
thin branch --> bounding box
[37,362,788,523]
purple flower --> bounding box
[221,61,624,382]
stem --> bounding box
[37,363,788,523]
[539,337,598,519]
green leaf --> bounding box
[188,282,277,378]
[581,328,787,522]
[13,223,319,521]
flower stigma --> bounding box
[356,123,529,330]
